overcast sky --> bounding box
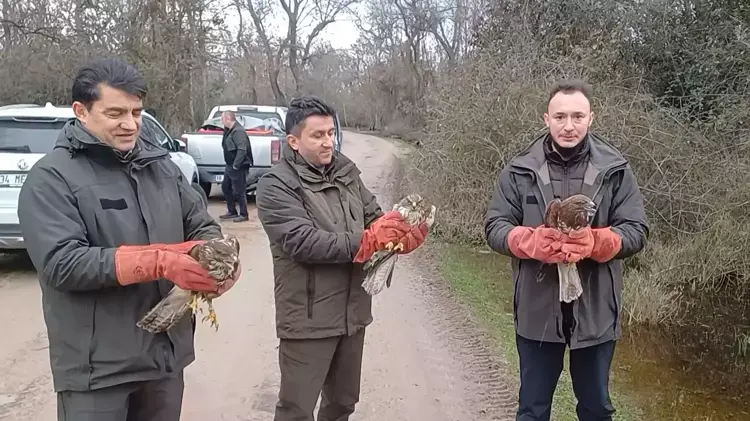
[222,2,362,51]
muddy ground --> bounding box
[0,131,517,420]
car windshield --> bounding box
[0,118,69,153]
[202,114,285,136]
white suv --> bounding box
[0,103,204,251]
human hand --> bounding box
[395,223,428,254]
[507,226,567,264]
[560,227,595,263]
[353,211,411,263]
[160,252,219,293]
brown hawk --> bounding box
[544,194,597,303]
[136,234,241,333]
[361,193,437,295]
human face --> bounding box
[287,115,335,167]
[221,112,234,128]
[543,91,594,148]
[72,84,143,152]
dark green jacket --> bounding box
[18,119,222,392]
[484,132,649,349]
[256,142,383,339]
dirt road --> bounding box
[0,131,517,421]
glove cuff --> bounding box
[507,226,534,259]
[590,228,622,262]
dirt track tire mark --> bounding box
[371,153,518,420]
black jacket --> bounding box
[222,121,253,169]
[18,119,223,392]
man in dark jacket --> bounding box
[17,58,238,421]
[256,96,428,421]
[219,110,252,222]
[484,79,649,421]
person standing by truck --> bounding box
[220,110,253,222]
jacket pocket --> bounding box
[306,269,315,319]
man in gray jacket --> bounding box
[219,110,252,222]
[18,58,238,421]
[484,79,648,421]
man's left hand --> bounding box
[395,223,429,255]
[560,227,595,263]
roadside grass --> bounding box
[434,241,645,421]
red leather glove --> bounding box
[114,248,218,293]
[395,223,429,254]
[353,211,411,263]
[589,228,622,262]
[560,228,595,263]
[507,226,567,264]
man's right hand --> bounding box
[114,246,218,293]
[506,226,567,264]
[353,211,412,263]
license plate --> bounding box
[214,175,224,183]
[0,173,26,187]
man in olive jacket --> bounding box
[220,110,253,222]
[256,97,425,421]
[17,58,235,421]
[484,80,648,421]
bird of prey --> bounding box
[136,234,241,333]
[543,194,597,303]
[361,193,437,296]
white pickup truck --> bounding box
[0,103,204,251]
[181,104,343,197]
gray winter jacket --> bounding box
[18,119,222,392]
[484,132,649,349]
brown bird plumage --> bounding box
[543,194,597,303]
[136,234,241,333]
[361,193,437,295]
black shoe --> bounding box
[219,213,238,220]
[233,215,249,222]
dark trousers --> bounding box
[516,335,616,421]
[274,328,366,421]
[56,372,184,421]
[221,166,248,217]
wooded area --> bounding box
[2,0,749,395]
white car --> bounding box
[0,103,204,251]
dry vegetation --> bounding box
[2,0,749,395]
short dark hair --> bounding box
[72,58,148,108]
[548,79,593,104]
[285,96,336,136]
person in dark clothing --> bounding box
[256,96,429,421]
[484,79,649,421]
[17,58,240,421]
[219,110,253,222]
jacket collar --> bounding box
[55,118,168,165]
[281,138,358,185]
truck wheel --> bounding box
[199,182,212,198]
[192,181,209,205]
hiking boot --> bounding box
[219,212,238,220]
[233,215,249,223]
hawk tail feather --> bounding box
[557,262,583,303]
[362,254,398,295]
[137,287,194,333]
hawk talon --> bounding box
[385,241,395,251]
[393,242,404,252]
[188,295,200,315]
